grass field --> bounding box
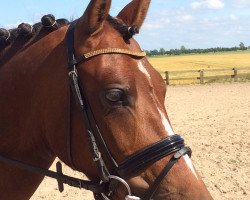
[148,50,250,84]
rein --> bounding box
[0,156,107,194]
[0,19,192,200]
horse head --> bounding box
[0,0,213,199]
[45,0,213,199]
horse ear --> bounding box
[117,0,151,30]
[79,0,111,35]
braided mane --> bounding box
[0,14,138,65]
[0,14,69,50]
[0,14,69,65]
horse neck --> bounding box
[0,28,68,200]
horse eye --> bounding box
[105,89,125,102]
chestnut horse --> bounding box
[0,0,213,199]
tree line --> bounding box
[146,42,250,56]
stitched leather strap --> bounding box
[66,20,118,182]
[116,135,185,178]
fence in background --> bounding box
[164,67,250,85]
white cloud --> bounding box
[143,16,171,30]
[191,0,225,10]
[143,22,165,30]
[180,15,194,21]
[232,0,250,8]
[229,14,238,21]
[138,1,250,50]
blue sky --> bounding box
[0,0,250,50]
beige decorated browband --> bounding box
[69,48,146,66]
[82,48,146,59]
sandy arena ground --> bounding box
[31,82,250,200]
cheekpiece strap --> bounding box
[67,20,78,70]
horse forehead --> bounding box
[97,57,152,84]
[83,53,161,94]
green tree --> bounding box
[239,42,246,50]
[180,45,186,54]
[159,48,165,55]
[150,49,159,56]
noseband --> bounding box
[0,20,191,200]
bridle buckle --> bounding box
[93,152,102,162]
[101,175,141,200]
[125,195,141,200]
[68,65,78,77]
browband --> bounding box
[69,48,146,67]
[83,48,146,59]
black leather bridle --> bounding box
[65,20,192,200]
[0,20,192,200]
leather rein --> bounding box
[0,20,191,200]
